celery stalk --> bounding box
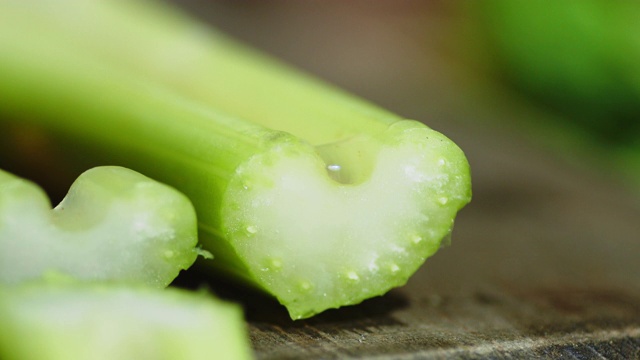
[0,166,199,288]
[0,0,471,318]
[0,282,252,360]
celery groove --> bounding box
[0,0,472,319]
[0,166,199,288]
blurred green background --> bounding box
[462,0,640,185]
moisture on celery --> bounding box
[0,166,199,288]
[0,282,253,360]
[0,0,472,319]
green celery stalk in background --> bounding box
[0,0,471,319]
[465,0,640,185]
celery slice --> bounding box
[0,282,252,360]
[0,0,471,318]
[0,166,199,288]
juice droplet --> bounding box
[390,263,400,273]
[326,164,343,182]
[246,225,258,234]
[438,197,448,205]
[270,258,282,270]
[347,271,360,281]
[411,234,423,244]
[299,281,312,291]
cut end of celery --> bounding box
[222,120,471,319]
[0,283,252,360]
[0,166,199,288]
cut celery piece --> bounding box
[0,282,252,360]
[0,0,471,318]
[0,166,199,288]
[223,122,470,318]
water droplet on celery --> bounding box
[411,234,423,244]
[438,197,448,205]
[347,271,359,281]
[299,281,312,291]
[326,164,343,183]
[246,225,258,234]
[269,258,282,270]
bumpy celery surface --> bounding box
[0,166,199,288]
[0,282,252,360]
[0,0,472,318]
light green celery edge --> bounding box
[0,0,471,317]
[0,282,253,360]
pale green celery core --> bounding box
[0,167,199,288]
[223,121,471,319]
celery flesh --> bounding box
[0,0,471,319]
[223,122,470,318]
[0,166,199,288]
[0,282,252,360]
